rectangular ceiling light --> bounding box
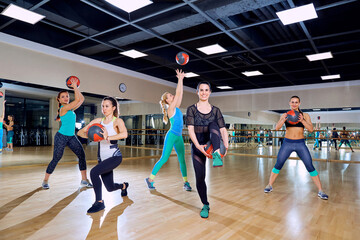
[106,0,152,13]
[312,108,321,111]
[276,3,318,25]
[197,44,227,55]
[306,52,333,61]
[185,72,199,78]
[342,108,351,111]
[321,74,340,80]
[120,49,147,58]
[242,71,263,77]
[1,4,45,24]
[217,86,233,89]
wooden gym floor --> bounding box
[0,144,359,240]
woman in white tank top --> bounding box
[78,97,129,213]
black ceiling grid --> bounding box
[0,0,358,92]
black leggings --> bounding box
[46,132,86,174]
[191,122,221,205]
[90,154,123,201]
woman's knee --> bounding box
[90,167,100,179]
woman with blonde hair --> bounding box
[145,69,192,191]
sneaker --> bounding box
[212,151,223,167]
[145,178,155,190]
[121,182,129,197]
[183,182,192,191]
[87,201,105,213]
[200,204,210,218]
[318,191,328,200]
[80,179,93,188]
[8,149,13,152]
[264,185,273,193]
[42,181,49,190]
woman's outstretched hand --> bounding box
[175,69,186,80]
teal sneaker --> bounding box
[212,151,223,167]
[145,178,155,190]
[200,204,210,218]
[183,182,192,191]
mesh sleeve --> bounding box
[215,107,226,128]
[186,105,195,126]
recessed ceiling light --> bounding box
[276,3,318,25]
[120,49,147,59]
[1,4,45,24]
[217,86,233,89]
[197,44,227,55]
[242,71,263,77]
[321,74,340,80]
[342,108,351,111]
[306,52,333,61]
[105,0,152,13]
[312,108,321,111]
[185,72,199,78]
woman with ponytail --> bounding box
[145,69,192,191]
[264,96,329,200]
[78,96,129,213]
[42,79,92,189]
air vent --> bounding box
[220,53,258,67]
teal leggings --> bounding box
[150,131,187,180]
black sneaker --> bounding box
[121,182,129,197]
[87,201,105,213]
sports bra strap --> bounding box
[101,116,117,122]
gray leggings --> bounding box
[46,132,86,174]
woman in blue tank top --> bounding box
[264,96,328,200]
[145,69,192,191]
[42,79,92,189]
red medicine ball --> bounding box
[66,76,80,89]
[87,123,104,142]
[286,110,300,125]
[204,140,226,159]
[175,52,189,65]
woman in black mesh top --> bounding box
[186,81,229,218]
